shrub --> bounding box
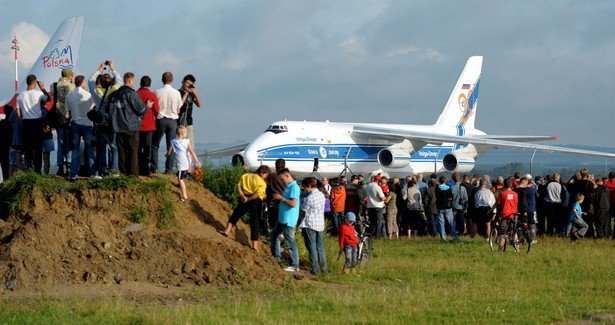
[202,163,246,209]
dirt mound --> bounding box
[0,175,284,297]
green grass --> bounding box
[1,236,614,324]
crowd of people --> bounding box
[220,160,615,273]
[0,61,203,189]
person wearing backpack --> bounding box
[89,61,123,176]
[50,68,75,176]
[109,72,151,177]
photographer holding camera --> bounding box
[88,60,123,176]
[178,74,202,148]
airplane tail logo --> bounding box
[434,56,482,136]
[0,17,85,115]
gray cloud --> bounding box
[1,1,614,149]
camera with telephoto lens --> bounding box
[104,60,110,66]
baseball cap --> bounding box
[524,174,532,180]
[345,212,356,222]
[61,68,74,78]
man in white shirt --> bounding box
[65,75,99,180]
[366,176,386,238]
[15,74,50,174]
[152,72,183,174]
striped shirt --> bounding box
[299,189,326,232]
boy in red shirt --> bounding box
[495,179,518,252]
[339,212,358,273]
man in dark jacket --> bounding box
[593,177,611,238]
[435,175,457,241]
[109,72,151,177]
[424,179,439,237]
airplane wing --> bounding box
[201,144,248,158]
[352,125,615,158]
[473,135,560,142]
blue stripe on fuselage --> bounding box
[254,144,454,163]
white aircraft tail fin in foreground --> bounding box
[0,16,85,115]
[434,56,482,135]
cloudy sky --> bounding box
[1,1,614,150]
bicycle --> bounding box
[356,219,373,264]
[489,215,532,253]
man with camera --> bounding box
[88,60,123,176]
[178,74,202,147]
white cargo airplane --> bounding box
[210,56,615,178]
[0,17,85,115]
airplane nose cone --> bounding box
[243,147,259,169]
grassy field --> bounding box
[1,235,614,324]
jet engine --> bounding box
[377,148,412,168]
[231,154,245,166]
[442,152,475,173]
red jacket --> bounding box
[136,87,160,132]
[605,179,615,212]
[339,223,357,250]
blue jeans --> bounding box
[96,126,118,174]
[333,211,344,232]
[427,212,439,236]
[56,124,71,166]
[344,244,357,269]
[152,117,177,173]
[368,207,386,238]
[302,228,328,274]
[70,124,96,178]
[438,208,458,241]
[270,222,299,268]
[454,208,465,235]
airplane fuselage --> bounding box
[241,120,486,178]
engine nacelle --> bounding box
[377,148,412,168]
[442,152,475,173]
[231,154,245,166]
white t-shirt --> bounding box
[16,89,48,120]
[171,138,191,171]
[366,182,385,208]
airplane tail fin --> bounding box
[0,17,85,115]
[434,56,482,136]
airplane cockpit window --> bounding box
[265,125,288,134]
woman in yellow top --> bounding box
[220,165,271,251]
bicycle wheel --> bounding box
[522,227,532,254]
[510,226,520,253]
[489,223,498,252]
[359,237,373,263]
